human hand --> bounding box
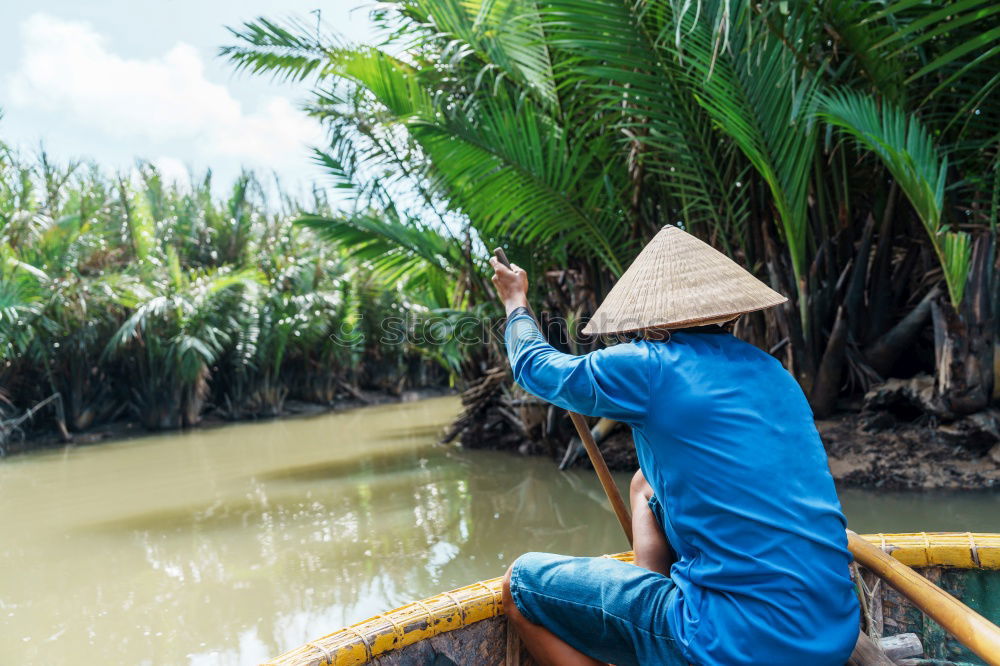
[489,257,529,314]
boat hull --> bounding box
[362,617,516,665]
[268,534,1000,666]
[862,567,1000,663]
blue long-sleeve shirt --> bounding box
[505,312,858,666]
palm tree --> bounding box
[1,152,130,429]
[223,0,998,424]
[215,232,343,417]
[106,248,261,429]
[1,146,448,443]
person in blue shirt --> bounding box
[491,227,859,666]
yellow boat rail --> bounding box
[267,533,1000,666]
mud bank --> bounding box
[819,412,1000,490]
[3,387,454,458]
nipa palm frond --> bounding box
[220,16,344,83]
[818,89,971,307]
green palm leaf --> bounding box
[325,45,628,273]
[299,210,460,287]
[221,17,342,83]
[681,11,819,293]
[539,0,751,248]
[818,89,970,306]
[406,0,558,108]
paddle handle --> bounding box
[570,412,633,545]
[493,247,633,546]
[493,247,512,269]
[493,247,537,321]
[847,531,1000,665]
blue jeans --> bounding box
[509,497,688,666]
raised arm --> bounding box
[490,257,649,424]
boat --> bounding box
[266,533,1000,666]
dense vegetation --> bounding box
[221,0,998,444]
[0,149,446,451]
[2,0,998,456]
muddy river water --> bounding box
[1,396,997,664]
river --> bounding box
[1,396,997,664]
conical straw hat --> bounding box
[582,226,787,336]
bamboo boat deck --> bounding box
[267,533,1000,666]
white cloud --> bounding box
[150,156,192,188]
[8,13,323,173]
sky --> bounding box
[0,1,378,196]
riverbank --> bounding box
[820,412,1000,490]
[10,391,1000,490]
[2,386,455,458]
[444,365,1000,491]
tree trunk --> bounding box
[810,306,848,418]
[763,224,815,393]
[994,335,1000,403]
[865,183,899,344]
[931,233,995,416]
[181,365,210,428]
[864,286,940,378]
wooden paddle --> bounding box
[493,248,633,545]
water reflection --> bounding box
[839,487,1000,534]
[0,396,997,664]
[0,398,633,664]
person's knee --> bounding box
[502,563,521,619]
[630,469,651,501]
